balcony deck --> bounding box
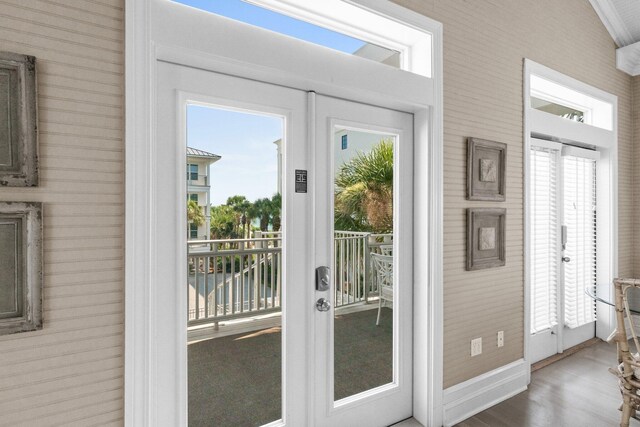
[188,306,392,427]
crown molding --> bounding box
[617,41,640,76]
[589,0,635,47]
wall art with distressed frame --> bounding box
[467,137,506,201]
[0,202,43,335]
[466,208,506,271]
[0,51,38,187]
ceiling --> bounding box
[590,0,640,75]
[590,0,640,47]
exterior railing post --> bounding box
[364,234,371,303]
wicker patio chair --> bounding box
[371,253,393,326]
[610,278,640,427]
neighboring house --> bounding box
[334,128,390,171]
[187,147,221,240]
[353,42,400,68]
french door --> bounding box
[529,139,598,363]
[156,61,413,426]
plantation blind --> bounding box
[529,146,560,334]
[562,148,597,329]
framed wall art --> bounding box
[466,208,506,271]
[467,137,506,201]
[0,51,38,187]
[0,202,43,335]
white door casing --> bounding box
[126,1,444,425]
[523,59,618,375]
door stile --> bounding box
[305,90,317,427]
[556,149,565,355]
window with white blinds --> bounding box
[530,147,559,334]
[563,154,597,328]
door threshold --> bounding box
[390,417,423,427]
[531,337,601,372]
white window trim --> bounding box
[246,0,433,77]
[523,59,618,383]
[125,1,444,426]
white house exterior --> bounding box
[334,128,391,171]
[187,147,221,240]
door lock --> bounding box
[316,298,331,312]
[316,266,330,291]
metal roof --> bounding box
[187,147,221,160]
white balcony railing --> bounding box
[187,230,392,328]
[187,174,209,187]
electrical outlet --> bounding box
[497,331,504,348]
[471,337,482,356]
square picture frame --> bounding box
[0,202,43,335]
[0,51,38,187]
[467,137,506,201]
[466,208,506,271]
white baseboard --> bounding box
[443,359,528,426]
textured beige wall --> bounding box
[0,1,124,425]
[393,0,633,388]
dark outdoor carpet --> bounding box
[334,307,393,400]
[188,307,392,427]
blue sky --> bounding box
[173,0,366,53]
[187,105,282,206]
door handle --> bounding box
[562,256,571,263]
[316,298,331,312]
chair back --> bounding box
[371,253,393,291]
[611,278,640,425]
[379,245,393,256]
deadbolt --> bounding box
[316,266,330,291]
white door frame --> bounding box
[523,59,618,381]
[125,1,444,425]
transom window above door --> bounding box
[530,74,613,131]
[170,0,433,77]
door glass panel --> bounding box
[562,155,597,328]
[529,146,559,334]
[333,127,395,401]
[186,104,284,426]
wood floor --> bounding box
[456,340,640,427]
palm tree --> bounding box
[253,197,273,231]
[226,195,250,237]
[245,200,261,237]
[209,204,237,239]
[334,140,393,233]
[271,193,282,231]
[187,199,205,226]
